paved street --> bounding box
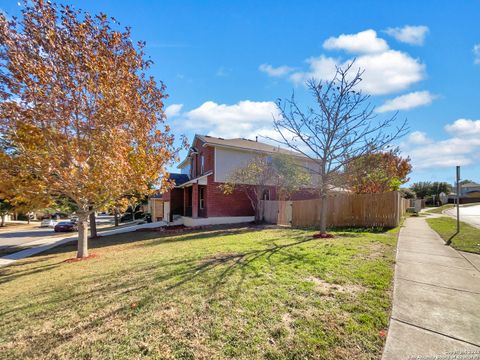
[382,216,480,359]
[0,227,67,250]
[0,220,165,268]
[445,204,480,229]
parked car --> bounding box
[40,219,58,228]
[120,211,145,223]
[54,221,78,232]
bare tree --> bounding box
[271,62,408,234]
[220,154,311,222]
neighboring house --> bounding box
[448,182,480,204]
[460,182,480,198]
[148,134,318,226]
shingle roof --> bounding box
[151,173,190,197]
[197,134,304,157]
[169,173,190,186]
[461,182,480,187]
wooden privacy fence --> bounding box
[261,200,292,225]
[261,191,409,228]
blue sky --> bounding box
[2,0,480,185]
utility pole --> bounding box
[456,166,460,234]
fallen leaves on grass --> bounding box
[63,254,99,263]
[313,233,335,239]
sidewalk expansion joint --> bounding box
[396,259,473,271]
[390,317,480,348]
[396,277,480,295]
[457,251,480,273]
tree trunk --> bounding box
[114,208,119,227]
[77,212,89,258]
[0,215,5,227]
[319,192,328,234]
[255,201,263,223]
[89,210,97,238]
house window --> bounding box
[262,189,270,200]
[199,187,205,209]
[200,155,205,174]
[190,158,195,178]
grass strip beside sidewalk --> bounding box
[426,216,480,254]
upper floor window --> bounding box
[200,155,205,174]
[190,157,195,178]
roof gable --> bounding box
[196,134,304,157]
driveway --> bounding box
[445,204,480,229]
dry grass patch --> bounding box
[306,276,365,295]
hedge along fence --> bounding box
[261,191,409,228]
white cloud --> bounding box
[473,44,480,64]
[179,100,280,139]
[403,119,480,170]
[323,29,389,54]
[290,50,424,95]
[445,119,480,137]
[385,25,429,46]
[407,131,433,145]
[289,55,338,85]
[377,91,436,113]
[286,29,426,95]
[407,137,480,169]
[259,64,294,77]
[354,51,424,94]
[165,104,183,118]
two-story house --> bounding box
[148,134,318,226]
[460,182,480,198]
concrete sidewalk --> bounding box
[382,216,480,359]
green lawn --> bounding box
[426,216,480,254]
[425,204,454,214]
[0,225,398,359]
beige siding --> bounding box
[214,147,258,183]
[214,146,319,187]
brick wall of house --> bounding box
[290,189,319,201]
[170,188,184,217]
[161,190,171,201]
[206,176,255,217]
[191,137,215,176]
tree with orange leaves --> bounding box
[345,149,412,194]
[0,0,181,257]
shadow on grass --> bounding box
[0,225,291,287]
[25,224,263,259]
[162,235,316,296]
[0,234,317,318]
